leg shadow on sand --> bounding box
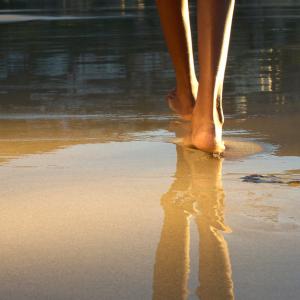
[152,146,234,300]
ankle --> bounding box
[192,120,215,133]
[193,103,224,124]
[176,88,196,107]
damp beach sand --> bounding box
[0,2,300,300]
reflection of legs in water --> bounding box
[152,147,192,300]
[152,203,190,300]
[187,150,229,232]
[156,0,198,120]
[196,220,234,300]
[153,147,234,299]
[188,156,234,300]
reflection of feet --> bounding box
[197,215,232,233]
[166,83,197,121]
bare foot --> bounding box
[166,89,193,120]
[166,81,198,121]
[185,118,225,155]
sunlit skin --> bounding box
[152,146,234,300]
[156,0,198,120]
[156,0,235,154]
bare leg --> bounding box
[156,0,198,120]
[190,0,235,153]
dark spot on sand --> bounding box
[241,174,300,187]
[241,174,283,184]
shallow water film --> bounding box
[0,1,300,299]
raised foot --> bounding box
[166,88,196,121]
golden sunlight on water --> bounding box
[0,139,239,300]
[1,2,300,298]
[0,138,300,299]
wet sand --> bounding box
[1,2,300,300]
[1,122,300,300]
[0,126,300,300]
